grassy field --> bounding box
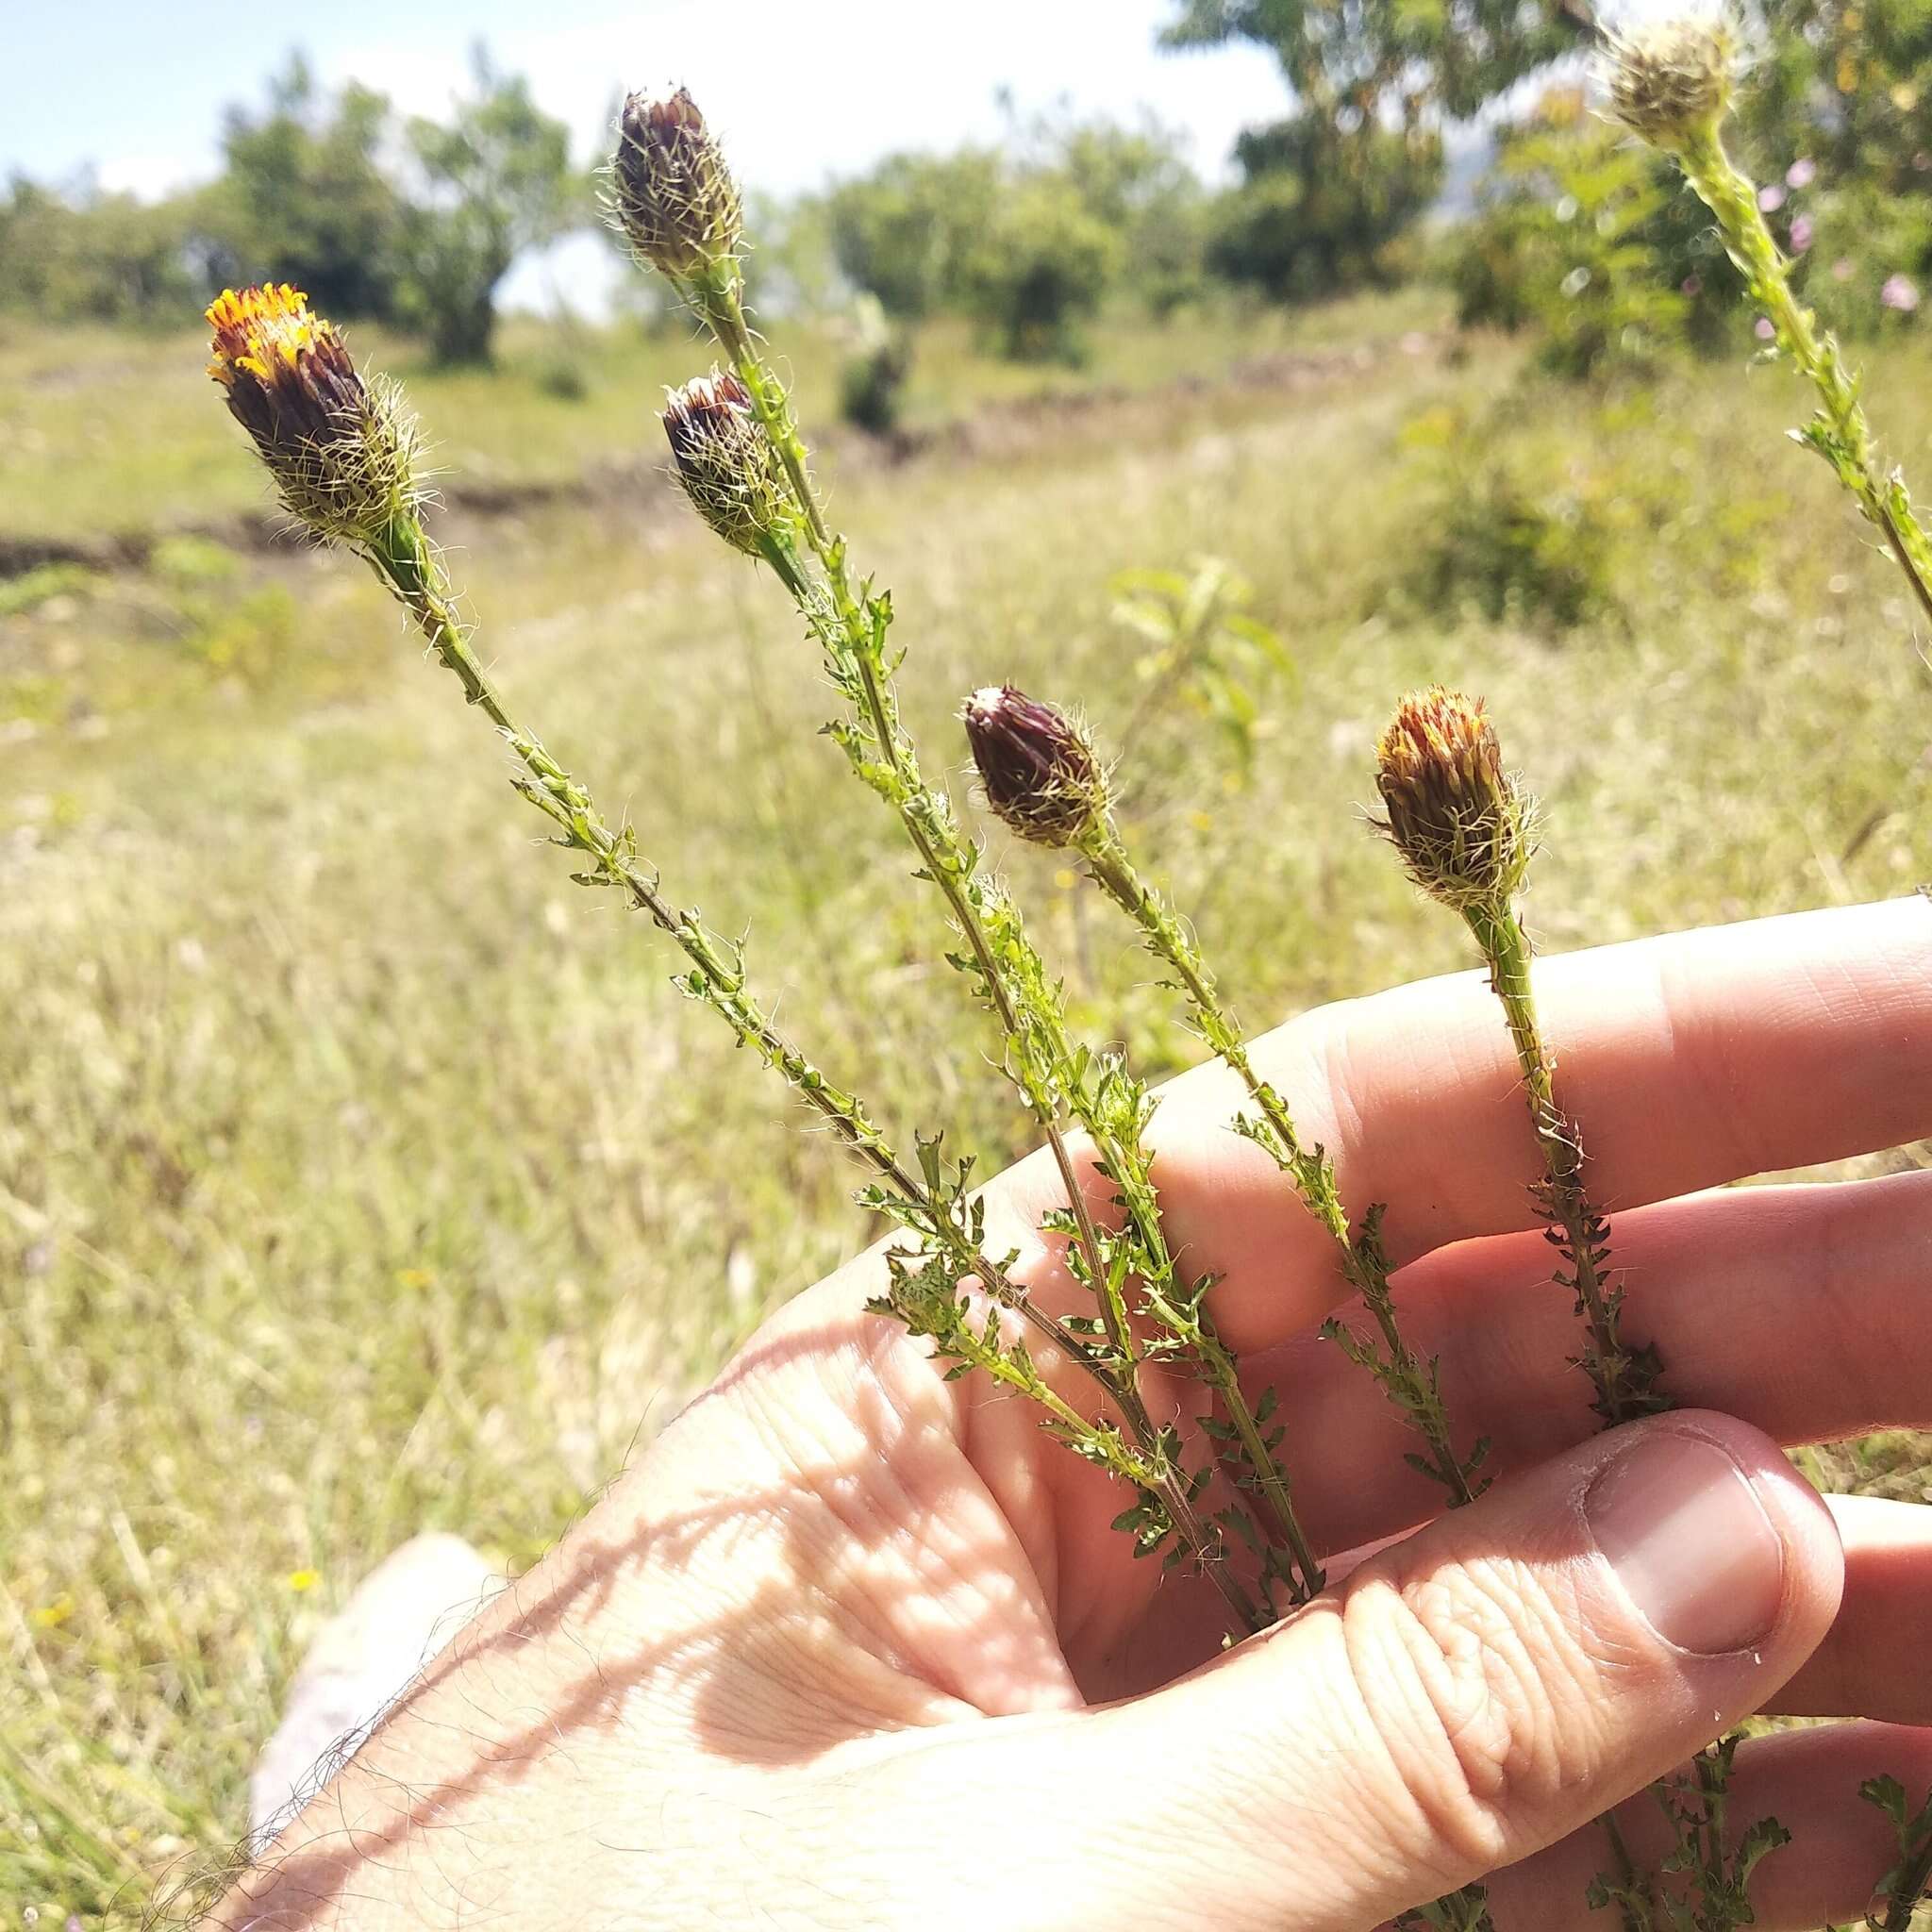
[6,290,1932,1921]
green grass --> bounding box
[0,291,1444,548]
[5,291,1932,1921]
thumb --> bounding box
[968,1411,1840,1932]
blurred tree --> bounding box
[820,112,1206,347]
[1166,0,1593,298]
[1164,0,1590,128]
[958,175,1127,359]
[823,150,1004,318]
[400,48,575,364]
[1452,94,1690,377]
[1740,0,1932,187]
[0,175,208,321]
[1021,108,1211,314]
[210,55,407,319]
[1208,115,1441,298]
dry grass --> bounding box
[5,293,1932,1921]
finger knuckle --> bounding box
[1341,1553,1611,1874]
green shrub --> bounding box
[837,295,912,436]
[1407,451,1621,628]
[957,180,1124,363]
[1209,116,1442,303]
[1391,387,1783,631]
[0,563,100,619]
[822,151,1003,321]
[1759,175,1932,339]
[148,538,300,682]
[1453,97,1691,377]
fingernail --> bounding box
[1586,1432,1786,1655]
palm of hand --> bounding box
[220,902,1932,1932]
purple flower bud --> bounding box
[1758,183,1786,212]
[613,89,742,279]
[1833,256,1856,281]
[961,686,1107,847]
[1790,214,1814,252]
[1883,273,1922,313]
[1787,157,1817,189]
[662,368,789,554]
[1755,316,1777,341]
[1681,272,1704,296]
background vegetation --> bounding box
[8,0,1932,1920]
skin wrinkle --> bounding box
[1375,1552,1601,1876]
[957,1363,1066,1633]
[1800,1175,1893,1435]
[808,1421,1058,1718]
[1334,1574,1509,1890]
[1657,941,1779,1187]
[1441,1247,1591,1461]
[1337,980,1518,1260]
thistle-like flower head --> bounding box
[206,284,418,543]
[662,368,790,556]
[1605,15,1737,149]
[1374,688,1533,907]
[962,686,1108,847]
[613,88,742,279]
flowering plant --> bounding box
[199,38,1932,1925]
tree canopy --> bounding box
[1162,0,1592,128]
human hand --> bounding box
[214,898,1932,1930]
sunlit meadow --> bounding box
[7,258,1932,1916]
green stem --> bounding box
[1082,824,1481,1509]
[713,276,1128,1387]
[852,657,1137,1375]
[1673,122,1932,629]
[1600,1812,1656,1932]
[700,271,831,555]
[838,656,1272,1625]
[367,514,1098,1380]
[1462,897,1666,1427]
[686,268,1305,1592]
[1874,1825,1932,1932]
[678,262,1323,1618]
[374,517,1273,1624]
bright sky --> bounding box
[4,0,1289,198]
[4,0,1293,313]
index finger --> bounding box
[1115,896,1932,1348]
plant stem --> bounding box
[1670,122,1932,628]
[842,640,1279,1621]
[698,273,832,554]
[367,510,1269,1629]
[709,275,1128,1364]
[1460,897,1666,1427]
[1081,822,1483,1507]
[367,525,1008,1308]
[1875,1836,1932,1930]
[688,264,1323,1607]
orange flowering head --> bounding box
[612,88,742,279]
[1374,688,1532,906]
[206,284,417,542]
[662,367,791,555]
[962,686,1108,847]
